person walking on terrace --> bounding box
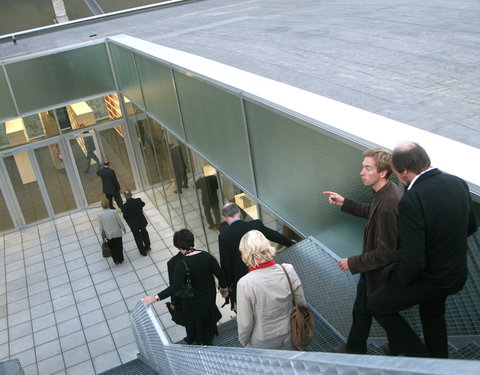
[98,199,126,264]
[368,142,477,358]
[324,147,402,354]
[122,190,151,256]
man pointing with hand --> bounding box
[323,148,402,354]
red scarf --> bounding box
[248,260,277,272]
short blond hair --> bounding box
[101,199,110,209]
[239,230,276,267]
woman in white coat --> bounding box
[236,230,306,350]
[98,199,126,264]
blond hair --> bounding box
[101,199,110,209]
[239,230,276,267]
[363,148,392,178]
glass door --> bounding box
[1,140,80,225]
[2,151,49,224]
[68,131,104,205]
[33,143,77,215]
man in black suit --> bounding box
[96,160,123,209]
[219,203,296,309]
[368,142,477,358]
[122,190,150,256]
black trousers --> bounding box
[203,202,220,228]
[131,226,150,254]
[346,275,371,353]
[368,277,451,358]
[107,237,124,264]
[106,192,123,209]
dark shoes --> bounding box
[140,251,147,256]
[383,343,393,356]
[331,344,366,355]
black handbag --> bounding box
[166,302,185,326]
[102,239,111,258]
[174,260,194,299]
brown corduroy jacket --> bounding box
[342,180,403,295]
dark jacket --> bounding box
[96,167,120,195]
[386,169,477,291]
[219,219,294,287]
[195,175,219,205]
[342,180,403,295]
[167,252,184,308]
[122,197,148,229]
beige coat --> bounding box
[98,209,125,239]
[236,263,306,347]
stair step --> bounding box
[97,358,159,375]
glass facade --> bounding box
[3,152,49,224]
[1,37,475,264]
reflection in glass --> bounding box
[0,187,15,232]
[98,127,136,194]
[259,205,303,244]
[4,152,48,224]
[69,135,104,205]
[0,111,60,149]
[218,173,258,220]
[63,94,126,133]
[195,164,221,229]
[184,152,222,254]
[34,144,77,215]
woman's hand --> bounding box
[142,295,159,305]
[219,288,229,298]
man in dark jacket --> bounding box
[324,148,403,354]
[122,190,150,256]
[96,160,123,209]
[219,202,296,309]
[368,142,477,358]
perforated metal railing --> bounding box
[127,302,480,375]
[274,235,480,340]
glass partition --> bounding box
[3,152,49,224]
[218,173,257,221]
[173,72,255,194]
[34,144,77,215]
[0,111,60,149]
[6,44,115,114]
[0,186,15,232]
[69,134,104,205]
[134,54,185,141]
[244,100,365,257]
[109,43,144,106]
[0,70,16,120]
[62,94,126,133]
[97,126,136,193]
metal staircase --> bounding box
[97,235,480,374]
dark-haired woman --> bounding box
[143,228,228,345]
